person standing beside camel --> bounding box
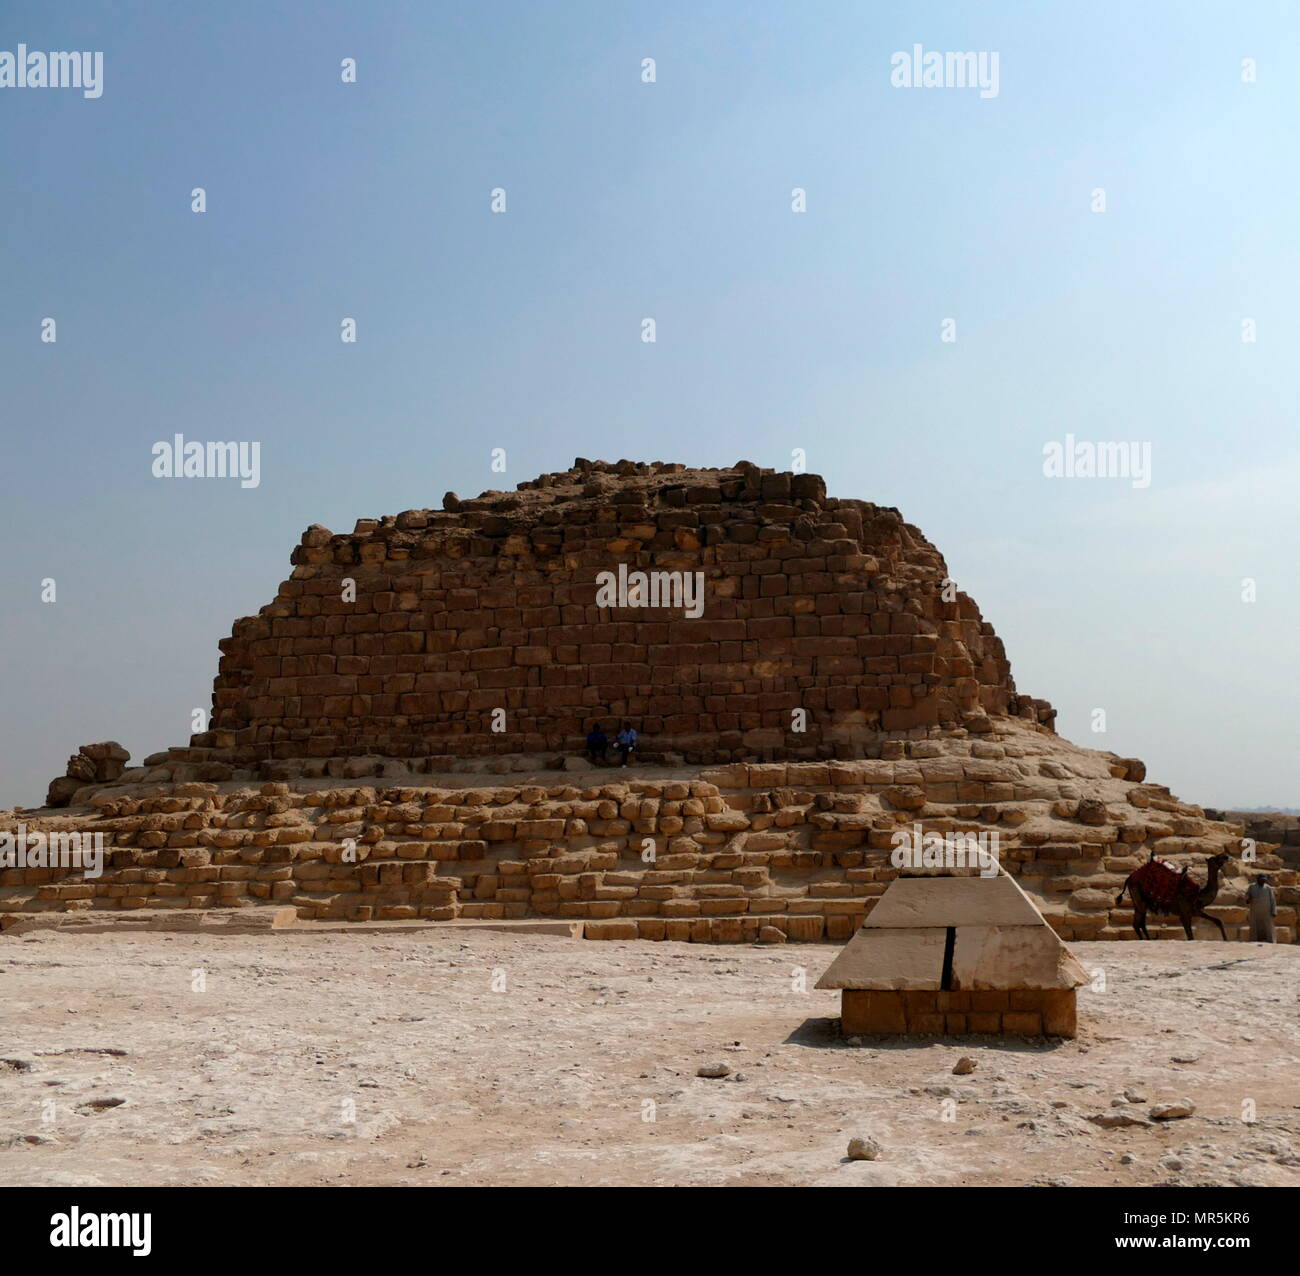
[1245,874,1277,943]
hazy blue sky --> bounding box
[2,0,1296,809]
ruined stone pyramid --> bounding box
[3,461,1295,942]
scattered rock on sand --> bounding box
[1087,1111,1150,1129]
[846,1136,882,1161]
[1150,1099,1196,1121]
[77,1096,126,1112]
[953,1056,976,1075]
[697,1061,731,1078]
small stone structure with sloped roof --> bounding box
[816,872,1090,1036]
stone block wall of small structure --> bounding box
[4,739,1296,942]
[841,989,1077,1037]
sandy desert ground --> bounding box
[1,926,1296,1187]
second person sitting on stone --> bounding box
[616,721,637,767]
[585,722,609,765]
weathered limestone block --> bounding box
[45,742,131,807]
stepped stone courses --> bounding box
[1206,809,1300,871]
[5,460,1294,941]
[198,459,1056,767]
[3,720,1295,942]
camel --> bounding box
[1115,851,1231,940]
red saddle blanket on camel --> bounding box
[1128,858,1198,912]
